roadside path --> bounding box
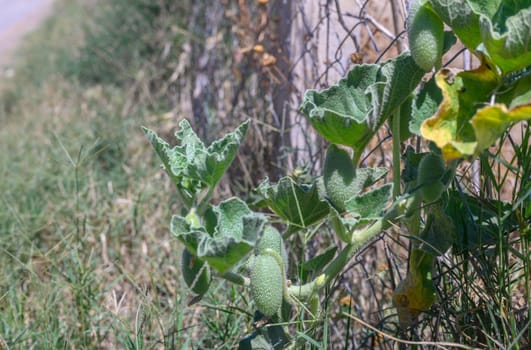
[0,0,55,67]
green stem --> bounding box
[197,186,215,216]
[177,187,194,210]
[392,106,401,199]
[287,196,420,300]
[352,148,362,168]
[221,271,250,287]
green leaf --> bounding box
[428,0,530,74]
[300,65,379,150]
[446,190,519,251]
[467,0,503,19]
[479,6,531,74]
[302,247,337,273]
[418,208,456,256]
[238,321,289,350]
[344,184,393,220]
[143,119,249,190]
[420,64,502,160]
[410,76,442,136]
[368,53,427,123]
[143,126,191,189]
[300,52,424,154]
[257,177,330,229]
[428,0,484,51]
[238,333,274,350]
[171,198,266,273]
[506,69,531,108]
[471,103,531,153]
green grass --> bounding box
[0,1,251,348]
[0,0,529,348]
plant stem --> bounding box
[221,271,250,287]
[352,148,362,168]
[392,106,401,199]
[197,186,215,216]
[288,196,418,299]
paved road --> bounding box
[0,0,55,67]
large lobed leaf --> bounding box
[479,6,531,75]
[257,177,330,229]
[428,0,530,74]
[344,183,393,220]
[143,119,249,191]
[420,64,531,160]
[171,198,266,273]
[300,52,425,153]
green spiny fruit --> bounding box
[324,144,356,212]
[181,248,211,295]
[408,1,444,71]
[417,153,446,203]
[256,226,288,271]
[250,254,284,317]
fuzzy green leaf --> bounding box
[143,119,248,190]
[302,247,337,273]
[344,183,393,220]
[300,52,424,152]
[427,0,484,51]
[428,0,530,74]
[410,76,442,136]
[479,6,531,74]
[257,177,330,229]
[171,198,266,273]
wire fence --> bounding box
[171,1,413,188]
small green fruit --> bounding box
[417,153,446,203]
[324,145,356,212]
[250,254,283,317]
[181,248,211,295]
[408,2,444,71]
[256,226,288,271]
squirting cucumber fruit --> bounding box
[181,248,211,295]
[324,145,356,212]
[417,153,446,203]
[407,2,444,71]
[256,225,288,271]
[250,254,284,317]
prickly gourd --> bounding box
[256,226,288,271]
[250,254,284,317]
[324,145,356,212]
[417,153,446,203]
[407,1,444,71]
[181,248,211,295]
